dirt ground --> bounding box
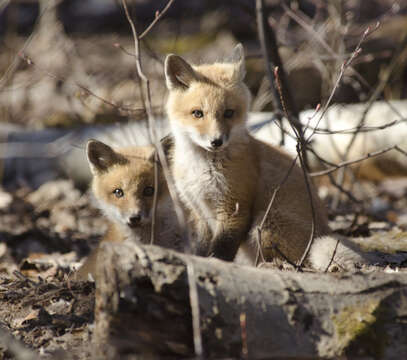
[0,180,100,359]
[0,178,406,359]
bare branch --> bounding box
[255,0,304,152]
[304,33,365,146]
[255,0,320,269]
[150,152,159,244]
[327,173,363,206]
[272,67,317,269]
[0,1,55,92]
[341,33,407,164]
[139,0,176,39]
[18,53,148,117]
[310,145,407,177]
[120,0,187,247]
[256,155,298,266]
[302,116,407,135]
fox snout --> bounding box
[210,135,227,150]
[127,211,148,228]
[206,121,230,151]
[128,214,141,228]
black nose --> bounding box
[128,214,142,227]
[211,138,223,148]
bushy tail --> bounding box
[309,235,407,271]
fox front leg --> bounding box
[208,212,251,261]
[193,217,212,257]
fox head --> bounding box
[164,44,251,152]
[86,139,168,230]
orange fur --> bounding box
[165,44,331,264]
[73,140,181,281]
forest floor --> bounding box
[0,177,407,358]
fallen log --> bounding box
[93,242,407,359]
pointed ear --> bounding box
[159,134,173,159]
[227,43,244,63]
[229,43,246,83]
[86,139,127,175]
[147,135,174,163]
[164,54,199,90]
[146,147,157,163]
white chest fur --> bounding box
[173,142,228,219]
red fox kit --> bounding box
[74,139,180,280]
[164,44,331,264]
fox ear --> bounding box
[227,43,244,63]
[86,139,127,175]
[165,54,198,90]
[147,135,173,163]
[228,43,246,83]
[159,134,173,159]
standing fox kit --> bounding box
[164,44,331,264]
[74,139,180,280]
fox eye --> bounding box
[143,186,154,197]
[113,188,124,198]
[192,110,203,118]
[224,109,234,118]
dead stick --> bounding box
[310,145,403,177]
[139,0,176,39]
[256,0,307,168]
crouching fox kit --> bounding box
[164,44,332,265]
[73,139,180,281]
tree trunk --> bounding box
[93,242,407,359]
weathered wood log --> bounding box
[93,242,407,359]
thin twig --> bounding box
[139,0,176,39]
[150,152,159,244]
[120,0,159,243]
[341,32,407,165]
[255,0,308,167]
[327,173,363,205]
[310,145,405,177]
[299,25,374,214]
[255,227,266,265]
[284,4,407,137]
[258,242,299,269]
[283,4,380,69]
[324,237,340,273]
[18,53,147,116]
[256,0,318,268]
[272,67,317,269]
[301,116,407,135]
[0,0,55,91]
[119,9,202,355]
[256,0,285,116]
[121,0,188,249]
[304,34,364,146]
[256,156,298,265]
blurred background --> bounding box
[1,0,406,130]
[1,0,407,260]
